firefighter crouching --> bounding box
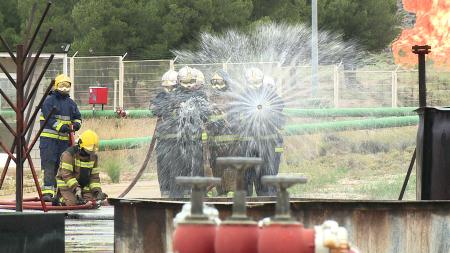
[56,130,107,206]
[40,74,82,202]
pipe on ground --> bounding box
[98,116,419,151]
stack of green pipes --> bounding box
[0,107,419,151]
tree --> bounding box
[72,0,253,58]
[17,0,78,52]
[250,0,400,52]
[0,0,21,48]
[315,0,400,51]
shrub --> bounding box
[102,157,122,183]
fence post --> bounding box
[69,51,77,99]
[222,62,227,72]
[113,80,118,110]
[119,55,125,108]
[333,64,340,108]
[392,67,399,107]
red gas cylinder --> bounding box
[173,223,217,253]
[172,176,221,253]
[215,222,259,253]
[258,223,315,253]
[214,157,263,253]
[258,175,310,253]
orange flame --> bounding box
[392,0,450,68]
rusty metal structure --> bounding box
[0,2,54,212]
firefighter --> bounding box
[207,71,235,196]
[151,69,179,197]
[170,66,210,197]
[56,130,107,206]
[39,74,82,202]
[233,67,285,196]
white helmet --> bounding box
[193,68,205,88]
[245,67,264,88]
[210,72,227,90]
[161,70,178,87]
[178,66,196,89]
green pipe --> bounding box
[284,107,417,117]
[99,136,152,151]
[284,116,418,135]
[81,109,153,119]
[0,107,417,119]
[98,116,419,151]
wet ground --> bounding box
[66,207,114,252]
[0,206,115,252]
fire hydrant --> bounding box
[172,176,221,253]
[214,157,262,253]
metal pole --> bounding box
[412,45,430,108]
[333,64,339,108]
[16,44,24,212]
[63,53,68,75]
[113,80,118,110]
[119,56,124,108]
[311,0,319,97]
[69,51,78,99]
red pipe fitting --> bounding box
[215,222,259,253]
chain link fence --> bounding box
[2,54,450,111]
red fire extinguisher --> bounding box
[69,124,75,146]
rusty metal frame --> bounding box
[0,2,53,212]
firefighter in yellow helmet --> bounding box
[40,74,82,202]
[55,130,107,206]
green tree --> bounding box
[72,0,253,58]
[316,0,400,51]
[17,0,78,52]
[251,0,309,24]
[0,0,21,48]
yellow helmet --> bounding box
[78,130,99,152]
[54,74,72,93]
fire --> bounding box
[392,0,450,68]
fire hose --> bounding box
[0,197,99,210]
[117,117,161,198]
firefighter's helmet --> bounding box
[54,74,72,93]
[193,68,205,88]
[178,66,195,89]
[161,70,178,87]
[210,72,228,90]
[245,67,264,88]
[78,130,99,152]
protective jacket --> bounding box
[40,91,81,141]
[151,90,180,196]
[56,146,102,194]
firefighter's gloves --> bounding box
[74,186,83,200]
[72,122,81,131]
[60,124,71,133]
[95,191,108,201]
